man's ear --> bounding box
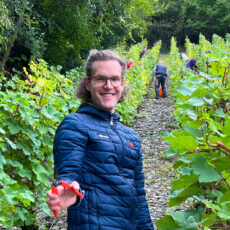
[121,78,125,86]
[83,77,91,91]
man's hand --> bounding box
[46,181,80,215]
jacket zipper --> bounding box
[110,115,113,126]
[109,116,125,172]
[109,116,136,210]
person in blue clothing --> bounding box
[186,58,198,72]
[139,47,147,60]
[46,49,154,230]
[152,61,168,99]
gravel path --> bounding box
[132,79,176,229]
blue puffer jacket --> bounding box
[54,103,153,230]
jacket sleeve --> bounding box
[53,114,88,184]
[135,149,154,229]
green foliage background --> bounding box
[1,0,230,71]
[156,34,230,230]
[0,60,82,227]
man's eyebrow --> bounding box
[93,75,121,78]
[92,75,105,78]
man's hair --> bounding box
[86,49,126,78]
[75,49,128,103]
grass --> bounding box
[158,54,171,71]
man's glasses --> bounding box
[91,76,123,87]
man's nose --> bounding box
[104,78,113,88]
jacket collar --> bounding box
[77,103,120,123]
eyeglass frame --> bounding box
[88,76,124,87]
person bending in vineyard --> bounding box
[152,61,168,99]
[139,47,147,60]
[186,58,198,72]
[46,49,154,230]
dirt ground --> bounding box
[132,79,176,229]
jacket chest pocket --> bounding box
[87,131,119,165]
[88,130,113,149]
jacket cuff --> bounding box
[69,187,83,208]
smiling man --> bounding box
[46,50,154,230]
[84,59,124,113]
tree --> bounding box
[145,0,230,49]
[0,0,160,72]
[145,0,183,49]
[0,0,45,72]
[39,0,157,69]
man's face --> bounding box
[84,60,125,113]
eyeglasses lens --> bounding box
[93,77,122,87]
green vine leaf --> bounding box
[169,185,200,206]
[18,168,32,180]
[213,108,226,118]
[0,127,5,134]
[164,135,199,151]
[156,215,181,230]
[32,164,50,185]
[172,174,198,190]
[5,138,16,149]
[168,207,203,229]
[192,156,221,183]
[176,84,197,96]
[223,117,230,136]
[213,155,230,172]
[3,119,21,134]
[188,97,204,106]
